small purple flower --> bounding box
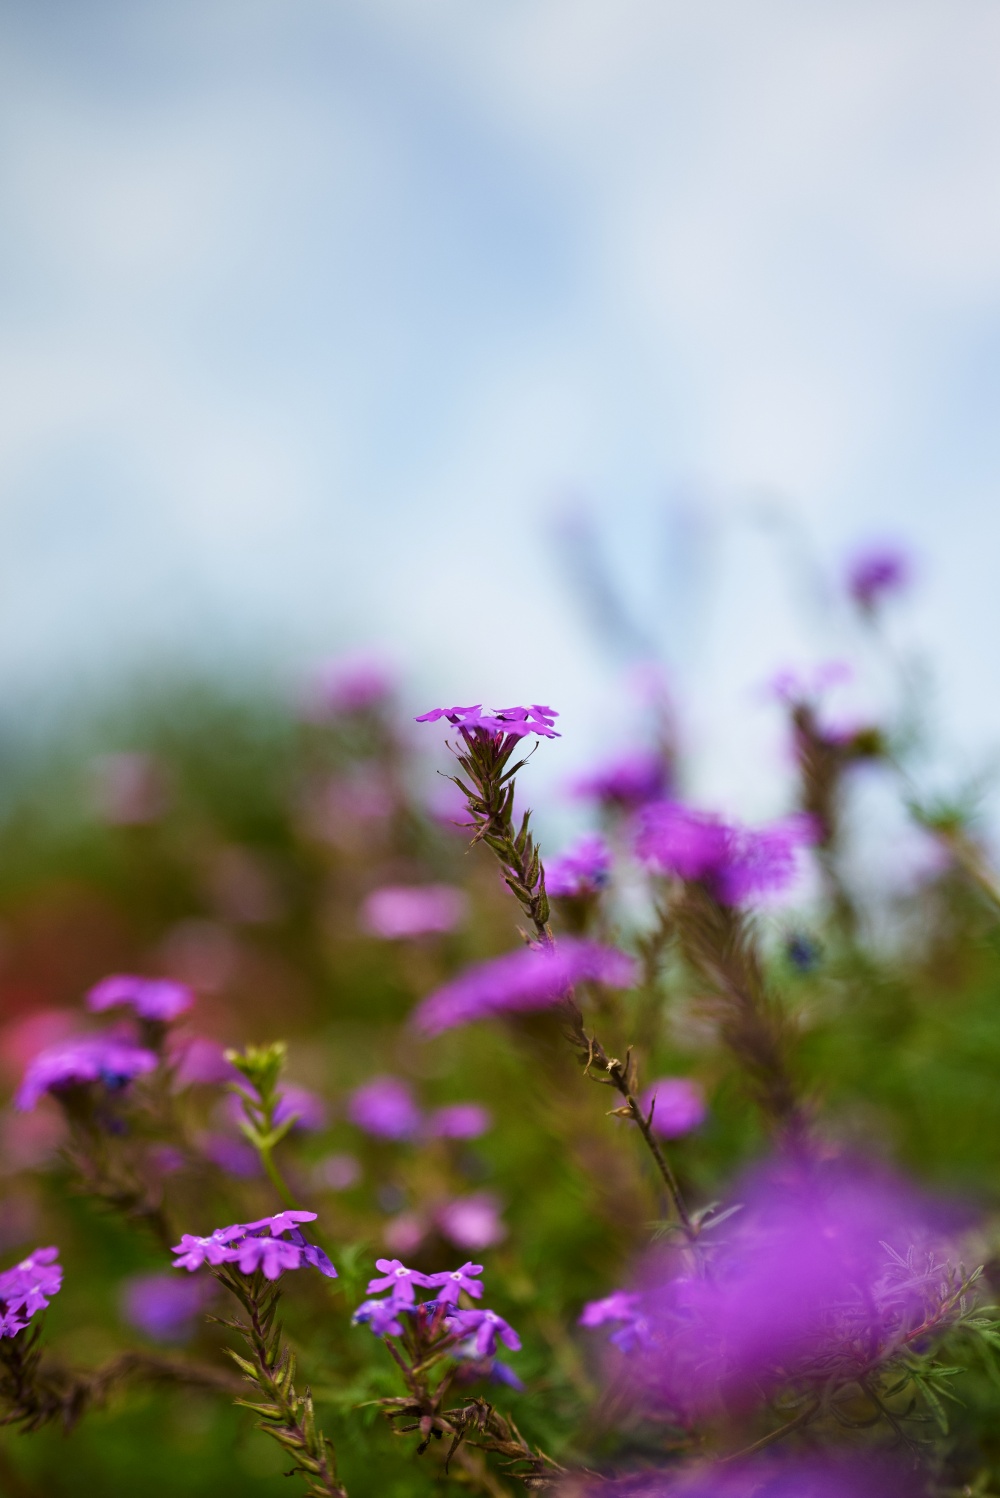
[347,1076,422,1140]
[242,1211,318,1236]
[352,1297,405,1337]
[198,1132,261,1178]
[273,1085,329,1133]
[436,1194,506,1250]
[314,1152,362,1190]
[171,1230,242,1271]
[361,885,468,940]
[425,1262,484,1305]
[635,802,816,906]
[642,1078,707,1139]
[546,835,612,898]
[171,1216,335,1281]
[171,1037,240,1088]
[0,1247,63,1333]
[231,1235,304,1280]
[578,1290,642,1328]
[302,652,396,719]
[449,1307,521,1357]
[86,974,194,1023]
[412,939,637,1037]
[846,545,911,612]
[571,751,668,810]
[121,1271,211,1342]
[415,704,560,740]
[16,1038,158,1111]
[366,1258,434,1305]
[424,1104,491,1140]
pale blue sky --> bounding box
[1,0,998,811]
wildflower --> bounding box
[425,1262,484,1305]
[171,1216,335,1281]
[198,1132,261,1177]
[641,1078,707,1139]
[436,1194,506,1251]
[424,1103,491,1140]
[272,1085,328,1133]
[412,939,637,1037]
[846,544,910,612]
[578,1290,642,1328]
[86,974,194,1023]
[121,1271,211,1342]
[0,1247,63,1336]
[448,1307,521,1357]
[352,1297,405,1337]
[15,1037,158,1111]
[171,1230,242,1271]
[241,1211,319,1236]
[347,1076,421,1140]
[360,884,467,939]
[230,1235,304,1279]
[415,704,560,740]
[546,835,612,898]
[571,751,668,810]
[635,802,816,905]
[365,1258,434,1304]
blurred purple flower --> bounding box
[0,1246,62,1336]
[641,1078,707,1139]
[769,660,852,706]
[16,1038,158,1111]
[347,1076,422,1140]
[383,1212,427,1256]
[366,1258,434,1304]
[121,1271,212,1342]
[571,751,669,810]
[273,1085,328,1133]
[302,652,396,719]
[424,1103,491,1140]
[546,835,612,898]
[620,1454,917,1497]
[847,545,911,611]
[635,802,817,905]
[198,1132,261,1178]
[86,974,194,1023]
[436,1194,506,1251]
[361,884,468,940]
[579,1290,642,1328]
[426,1261,484,1304]
[314,1152,362,1190]
[171,1037,240,1088]
[412,939,637,1037]
[416,704,560,740]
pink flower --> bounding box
[347,1076,421,1140]
[641,1078,707,1138]
[635,802,817,905]
[436,1194,506,1250]
[360,885,467,940]
[546,835,612,898]
[86,974,194,1023]
[570,751,668,810]
[424,1104,491,1140]
[416,704,560,740]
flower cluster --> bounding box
[171,1211,336,1282]
[16,1037,158,1111]
[635,801,817,905]
[412,938,637,1036]
[546,834,612,898]
[0,1248,62,1338]
[86,974,194,1022]
[415,704,560,740]
[352,1257,521,1359]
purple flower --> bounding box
[426,1262,484,1305]
[366,1258,434,1305]
[86,974,194,1023]
[198,1132,261,1178]
[436,1194,506,1250]
[171,1215,336,1281]
[424,1103,491,1140]
[641,1078,707,1138]
[448,1307,521,1357]
[273,1085,328,1133]
[171,1037,240,1087]
[415,704,560,740]
[546,835,612,898]
[230,1236,304,1279]
[352,1297,405,1337]
[628,1454,916,1497]
[16,1037,158,1111]
[302,652,396,719]
[347,1076,422,1140]
[242,1211,318,1236]
[121,1271,211,1342]
[361,885,468,940]
[171,1230,242,1271]
[412,939,637,1036]
[571,751,668,810]
[578,1290,642,1328]
[846,545,910,611]
[0,1247,63,1336]
[314,1152,362,1190]
[635,802,817,905]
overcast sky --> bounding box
[1,1,998,811]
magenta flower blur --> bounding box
[171,1212,336,1282]
[16,1037,158,1111]
[635,802,816,905]
[436,1194,506,1251]
[347,1076,421,1140]
[571,751,668,810]
[629,1454,915,1498]
[198,1132,261,1178]
[366,1258,434,1305]
[424,1103,491,1140]
[426,1261,484,1305]
[642,1077,707,1139]
[546,835,612,898]
[0,1246,62,1337]
[86,974,194,1023]
[415,704,560,740]
[121,1271,211,1342]
[578,1290,642,1329]
[273,1085,328,1133]
[303,652,396,718]
[846,545,910,611]
[412,938,637,1037]
[360,884,467,940]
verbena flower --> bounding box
[86,974,194,1023]
[0,1247,62,1338]
[424,1103,491,1139]
[546,835,612,898]
[571,751,668,810]
[121,1270,211,1342]
[415,704,560,740]
[347,1076,421,1140]
[436,1194,506,1250]
[846,545,910,612]
[412,939,637,1036]
[635,802,816,905]
[15,1037,158,1111]
[352,1297,405,1337]
[360,884,467,939]
[641,1078,707,1139]
[365,1259,434,1305]
[448,1307,521,1357]
[425,1262,484,1305]
[171,1213,335,1282]
[578,1290,643,1328]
